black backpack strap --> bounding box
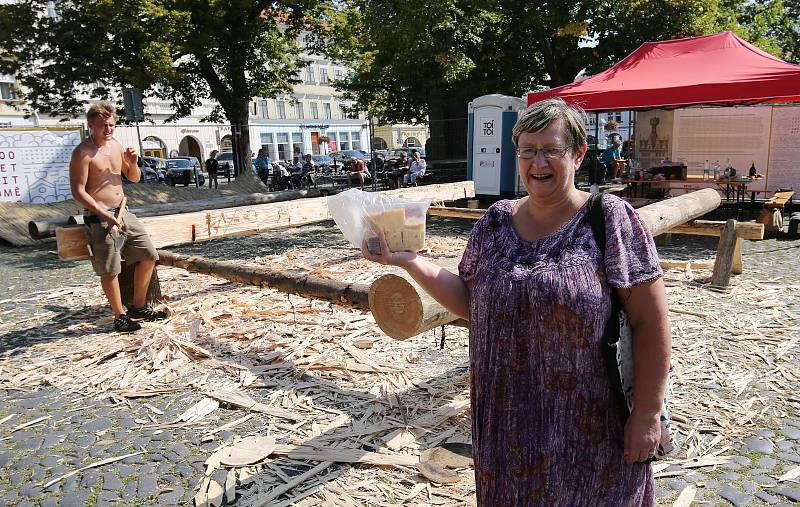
[590,192,631,421]
[588,192,623,343]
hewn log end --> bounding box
[368,274,423,340]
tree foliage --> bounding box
[0,1,327,170]
[326,0,796,129]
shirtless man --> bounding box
[70,102,166,332]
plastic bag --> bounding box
[327,188,431,253]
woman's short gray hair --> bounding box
[512,98,588,151]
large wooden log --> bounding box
[156,250,371,310]
[370,190,722,340]
[368,259,468,340]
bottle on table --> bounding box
[703,160,710,181]
[724,158,733,179]
[749,161,757,178]
[713,160,720,181]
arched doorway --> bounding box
[403,137,421,147]
[371,137,387,150]
[220,135,233,152]
[179,136,203,161]
[142,136,167,159]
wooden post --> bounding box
[118,262,162,309]
[711,220,737,287]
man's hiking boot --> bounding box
[114,314,142,333]
[127,305,168,321]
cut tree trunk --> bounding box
[156,250,370,310]
[118,262,162,309]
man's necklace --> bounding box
[91,136,112,157]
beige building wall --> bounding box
[373,124,428,150]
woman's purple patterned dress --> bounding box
[458,195,663,506]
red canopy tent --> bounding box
[527,31,800,111]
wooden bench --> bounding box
[765,190,794,209]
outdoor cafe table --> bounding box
[620,175,759,205]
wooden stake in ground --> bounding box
[711,219,738,288]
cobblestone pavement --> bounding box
[1,222,799,506]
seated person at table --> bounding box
[601,140,625,179]
[270,161,291,191]
[300,153,317,187]
[387,152,408,189]
[403,150,426,186]
[290,156,305,188]
[347,156,370,187]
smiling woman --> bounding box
[358,97,672,506]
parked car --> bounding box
[142,156,168,183]
[311,154,333,170]
[214,151,235,178]
[166,157,205,186]
[123,163,160,184]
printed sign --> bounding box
[0,128,83,203]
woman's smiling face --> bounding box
[516,120,586,202]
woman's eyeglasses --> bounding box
[516,146,570,160]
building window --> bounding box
[306,66,316,84]
[339,103,348,119]
[310,102,319,119]
[323,103,332,120]
[320,68,329,84]
[250,101,258,116]
[339,132,351,151]
[0,83,17,101]
[351,131,361,151]
[334,68,343,81]
[277,100,286,119]
[292,132,304,156]
[260,133,275,159]
[259,100,269,118]
[277,133,290,161]
[295,101,304,119]
[328,132,338,151]
[614,112,623,122]
[0,75,19,100]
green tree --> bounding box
[740,0,800,62]
[327,0,734,160]
[0,0,326,175]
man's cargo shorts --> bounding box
[84,208,159,277]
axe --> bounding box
[106,196,127,251]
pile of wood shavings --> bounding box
[0,238,798,505]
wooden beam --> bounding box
[32,190,329,241]
[370,190,722,340]
[711,220,738,287]
[660,259,715,271]
[141,182,475,248]
[669,220,763,240]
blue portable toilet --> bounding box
[467,94,527,196]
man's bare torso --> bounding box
[77,138,125,209]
